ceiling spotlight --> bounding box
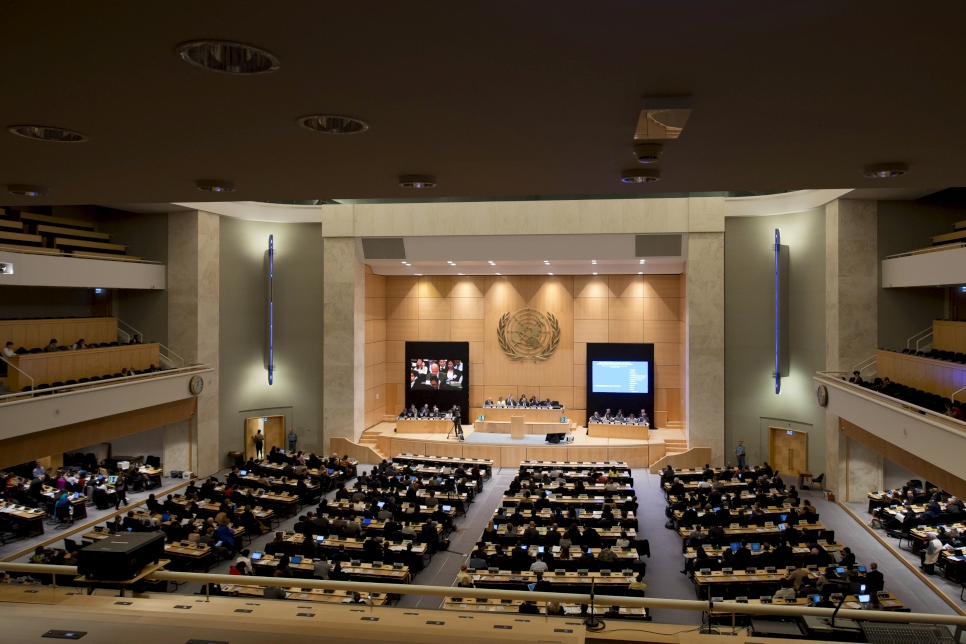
[447,261,455,265]
[639,259,646,264]
[7,184,47,197]
[415,273,423,276]
[488,261,495,265]
[457,273,464,276]
[591,260,597,264]
[638,271,643,275]
[495,272,502,276]
[177,40,280,75]
[633,142,663,164]
[400,261,407,264]
[593,272,598,276]
[399,175,436,189]
[195,180,235,193]
[298,115,369,134]
[863,163,908,179]
[548,272,554,276]
[621,169,660,183]
[8,125,88,143]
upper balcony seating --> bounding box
[0,209,142,262]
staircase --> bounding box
[664,438,688,455]
[359,429,388,460]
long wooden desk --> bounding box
[473,407,568,422]
[0,316,118,352]
[223,584,390,605]
[443,597,649,617]
[5,342,161,390]
[474,420,572,436]
[392,454,493,477]
[395,418,454,434]
[712,593,905,612]
[678,523,827,542]
[0,501,45,536]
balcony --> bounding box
[813,372,966,478]
[882,243,966,288]
[0,246,165,289]
[0,365,212,440]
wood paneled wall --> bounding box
[876,349,966,399]
[367,273,685,428]
[0,317,117,351]
[934,320,966,354]
[7,343,161,391]
[365,267,388,428]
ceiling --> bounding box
[1,2,964,206]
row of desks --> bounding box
[392,454,493,477]
[443,597,649,616]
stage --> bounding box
[349,422,685,468]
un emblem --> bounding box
[497,308,560,362]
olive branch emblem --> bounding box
[497,309,560,362]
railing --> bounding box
[0,356,33,392]
[954,385,966,404]
[815,372,966,440]
[907,326,934,351]
[0,244,162,265]
[887,242,966,260]
[853,355,876,377]
[0,364,211,403]
[117,319,185,368]
[1,563,964,633]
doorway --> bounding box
[768,426,808,476]
[245,415,285,460]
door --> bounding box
[245,415,286,460]
[768,426,808,476]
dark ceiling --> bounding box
[1,1,963,206]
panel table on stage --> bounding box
[473,419,573,437]
[587,422,651,440]
[473,407,568,423]
[392,454,493,478]
[394,418,455,434]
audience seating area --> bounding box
[0,209,141,261]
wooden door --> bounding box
[245,415,286,460]
[768,426,808,476]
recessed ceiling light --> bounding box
[447,261,455,265]
[298,115,369,134]
[7,184,47,197]
[195,180,235,193]
[400,261,407,264]
[633,143,663,164]
[399,175,436,189]
[591,260,597,264]
[639,259,645,264]
[488,261,495,265]
[495,272,502,276]
[544,260,550,264]
[8,125,88,143]
[863,163,908,179]
[177,40,280,75]
[638,271,643,275]
[548,272,553,276]
[415,273,423,276]
[457,273,464,276]
[593,272,598,276]
[621,169,660,183]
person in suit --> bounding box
[865,562,885,593]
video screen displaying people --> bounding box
[409,357,464,390]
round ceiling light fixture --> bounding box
[863,163,908,179]
[298,115,369,134]
[621,169,660,183]
[633,143,663,164]
[177,40,280,75]
[399,175,437,189]
[195,180,236,193]
[8,125,88,143]
[7,184,48,197]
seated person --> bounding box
[639,410,650,426]
[44,338,60,352]
[589,411,602,423]
[518,395,529,408]
[496,397,506,408]
[483,398,494,407]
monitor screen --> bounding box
[409,358,464,390]
[858,594,870,603]
[107,475,118,484]
[240,470,247,476]
[730,542,741,552]
[251,552,263,561]
[591,361,649,393]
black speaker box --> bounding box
[77,531,165,580]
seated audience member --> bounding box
[129,334,143,344]
[484,398,494,407]
[518,395,528,408]
[849,370,864,384]
[639,410,650,426]
[945,402,965,421]
[1,341,14,376]
[496,397,506,408]
[44,338,60,352]
[590,411,602,423]
[457,564,474,586]
[71,338,87,350]
[773,577,797,600]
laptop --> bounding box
[251,551,263,561]
[730,542,741,552]
[291,555,302,564]
[442,505,452,513]
[240,470,248,476]
[751,543,761,551]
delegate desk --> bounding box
[909,523,966,553]
[471,569,635,592]
[502,493,630,510]
[521,461,631,474]
[224,584,390,605]
[711,593,905,615]
[474,419,572,439]
[491,508,637,529]
[679,523,827,544]
[474,407,567,423]
[684,541,844,565]
[5,342,161,391]
[443,597,648,617]
[40,486,88,519]
[489,527,637,547]
[0,501,45,536]
[395,418,455,434]
[392,454,493,478]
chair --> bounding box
[634,539,650,560]
[811,473,825,491]
[63,538,79,554]
[146,455,161,468]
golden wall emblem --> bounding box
[497,308,560,362]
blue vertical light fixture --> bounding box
[774,229,780,393]
[774,229,789,393]
[268,234,275,385]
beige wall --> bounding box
[370,274,685,428]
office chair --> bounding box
[811,473,825,490]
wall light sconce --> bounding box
[268,234,276,385]
[774,229,789,394]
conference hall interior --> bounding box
[1,3,966,643]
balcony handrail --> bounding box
[117,319,186,368]
[1,563,964,630]
[0,244,162,265]
[816,372,966,441]
[0,364,211,403]
[907,326,933,350]
[917,331,934,352]
[887,241,966,260]
[0,356,34,391]
[954,385,966,404]
[852,354,876,376]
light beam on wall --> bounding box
[268,234,275,385]
[774,229,789,393]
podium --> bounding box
[510,415,526,440]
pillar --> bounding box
[322,236,366,453]
[686,198,726,464]
[167,210,220,476]
[825,198,878,499]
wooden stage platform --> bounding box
[344,423,685,468]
